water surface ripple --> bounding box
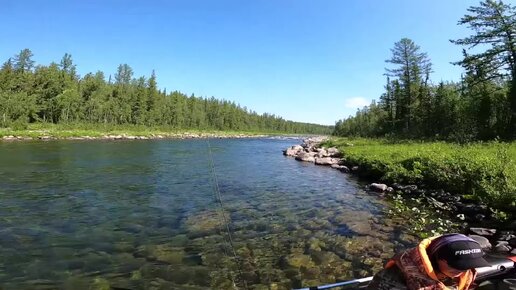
[0,139,418,289]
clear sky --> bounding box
[1,0,478,125]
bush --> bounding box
[326,138,516,215]
[10,117,29,130]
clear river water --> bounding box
[0,138,420,290]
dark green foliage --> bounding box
[385,38,432,136]
[0,50,331,134]
[14,49,35,73]
[451,0,516,139]
[334,1,516,142]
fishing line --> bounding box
[206,140,249,290]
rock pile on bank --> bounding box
[1,132,269,141]
[283,137,349,172]
[468,227,516,254]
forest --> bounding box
[333,0,516,142]
[0,52,331,135]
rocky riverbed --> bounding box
[1,132,273,141]
[284,137,516,255]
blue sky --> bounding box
[1,0,477,125]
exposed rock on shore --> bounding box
[467,228,516,254]
[1,135,33,141]
[1,132,270,141]
[283,137,343,167]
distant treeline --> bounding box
[334,0,516,142]
[0,52,331,135]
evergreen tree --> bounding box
[59,53,77,78]
[0,59,15,91]
[451,0,516,138]
[379,77,395,132]
[115,64,133,85]
[133,76,148,125]
[14,49,35,73]
[385,38,432,135]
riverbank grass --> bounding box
[324,138,516,218]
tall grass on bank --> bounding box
[325,138,516,217]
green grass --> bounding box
[324,138,516,217]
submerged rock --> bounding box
[168,234,189,247]
[185,210,225,236]
[91,278,110,290]
[153,245,185,264]
[135,244,185,265]
[310,251,340,266]
[109,277,142,290]
[303,266,321,279]
[285,253,315,268]
[307,237,327,252]
[331,164,350,173]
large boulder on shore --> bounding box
[494,241,511,253]
[283,145,304,156]
[312,147,341,158]
[316,148,328,158]
[369,183,388,192]
[295,152,316,163]
[326,147,341,157]
[469,228,497,236]
[314,157,339,166]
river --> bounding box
[0,138,419,289]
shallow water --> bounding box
[0,138,419,289]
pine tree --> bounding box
[385,38,432,135]
[59,53,77,78]
[14,49,35,73]
[379,77,395,132]
[115,64,133,85]
[451,0,516,138]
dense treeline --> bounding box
[334,0,516,142]
[0,51,331,135]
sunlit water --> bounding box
[0,138,419,289]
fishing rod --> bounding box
[294,276,372,290]
[295,276,373,290]
[206,140,249,290]
[294,255,516,290]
